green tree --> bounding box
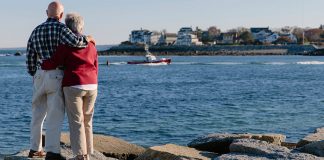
[281,26,293,33]
[274,36,293,44]
[239,31,254,44]
[228,27,249,35]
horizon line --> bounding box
[0,44,118,50]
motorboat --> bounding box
[127,58,171,65]
[127,45,171,65]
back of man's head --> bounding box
[47,1,64,20]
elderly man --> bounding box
[26,1,94,160]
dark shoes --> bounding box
[45,152,66,160]
[28,149,46,158]
[28,150,65,160]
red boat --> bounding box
[128,45,171,65]
[127,58,171,65]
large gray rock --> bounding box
[135,144,218,160]
[280,142,297,149]
[5,133,145,160]
[215,153,271,160]
[61,133,146,160]
[230,139,290,159]
[4,145,115,160]
[217,153,321,160]
[299,140,324,157]
[188,133,285,154]
[230,139,321,159]
[287,152,323,160]
[297,127,324,148]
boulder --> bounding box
[215,153,271,160]
[297,127,324,148]
[287,153,323,160]
[280,142,297,149]
[250,134,286,146]
[229,139,321,159]
[188,133,285,154]
[135,144,218,160]
[216,153,321,160]
[4,145,114,160]
[299,140,324,157]
[61,133,146,160]
[229,139,290,159]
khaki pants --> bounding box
[63,87,97,155]
[30,69,65,153]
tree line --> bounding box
[195,26,324,45]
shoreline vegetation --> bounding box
[4,127,324,160]
[98,44,316,56]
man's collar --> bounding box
[46,17,59,22]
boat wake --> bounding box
[103,62,127,65]
[183,61,324,65]
[137,62,170,66]
[101,61,324,66]
[296,61,324,65]
[172,62,244,65]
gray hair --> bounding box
[65,13,84,34]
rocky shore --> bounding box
[4,127,324,160]
[98,45,315,56]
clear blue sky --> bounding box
[0,0,323,48]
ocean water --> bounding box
[1,54,324,154]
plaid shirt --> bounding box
[26,18,88,76]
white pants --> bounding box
[30,69,65,153]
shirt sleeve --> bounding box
[26,34,37,76]
[95,52,98,76]
[90,43,98,76]
[41,45,66,70]
[60,26,88,48]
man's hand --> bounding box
[86,35,96,45]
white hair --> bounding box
[65,13,84,34]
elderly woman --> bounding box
[42,13,98,160]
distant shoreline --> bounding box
[0,45,316,56]
[98,44,315,56]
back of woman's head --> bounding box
[65,13,84,34]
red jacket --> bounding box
[41,42,98,87]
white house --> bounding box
[129,29,152,44]
[176,27,202,46]
[263,33,280,43]
[220,32,239,44]
[250,27,273,43]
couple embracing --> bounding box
[26,1,98,160]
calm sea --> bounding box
[1,53,324,154]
